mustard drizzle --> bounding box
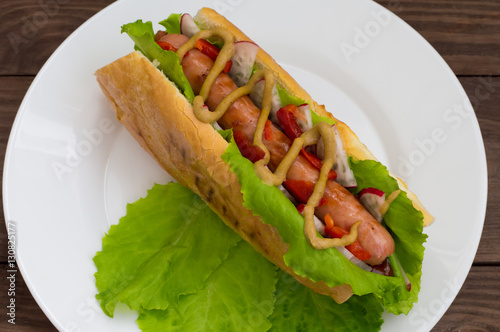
[178,29,360,249]
[380,190,401,215]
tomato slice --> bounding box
[233,130,265,163]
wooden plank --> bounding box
[0,0,499,329]
[0,76,32,147]
[0,0,114,75]
[375,0,500,75]
[459,77,500,264]
[433,266,500,331]
[0,263,57,331]
[1,1,500,75]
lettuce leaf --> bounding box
[121,20,194,102]
[159,13,182,34]
[270,271,384,332]
[277,85,305,107]
[216,128,233,141]
[137,240,278,332]
[95,182,387,331]
[311,111,335,126]
[93,183,240,317]
[221,139,403,298]
[348,158,427,314]
[276,86,334,125]
[222,138,427,314]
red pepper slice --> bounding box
[276,105,303,140]
[223,60,232,74]
[264,120,274,141]
[156,40,177,52]
[284,179,326,206]
[195,39,219,60]
[301,148,322,169]
[195,39,232,73]
[324,213,335,230]
[300,148,337,180]
[324,214,371,261]
[233,130,265,163]
[284,179,315,204]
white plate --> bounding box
[3,0,487,331]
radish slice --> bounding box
[296,104,313,132]
[228,41,259,87]
[250,79,282,124]
[317,124,357,188]
[180,13,200,37]
[314,215,326,236]
[278,184,297,204]
[211,121,223,131]
[358,187,385,223]
[394,254,412,291]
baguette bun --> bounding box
[95,7,432,304]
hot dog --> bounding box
[95,8,433,308]
[163,31,395,265]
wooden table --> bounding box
[1,0,498,331]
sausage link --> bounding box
[163,34,395,265]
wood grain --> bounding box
[0,0,499,331]
[0,0,116,75]
[458,77,500,265]
[376,0,500,76]
[1,264,57,331]
[432,266,500,332]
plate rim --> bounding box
[2,0,489,331]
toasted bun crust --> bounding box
[95,8,432,304]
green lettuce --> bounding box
[348,158,427,314]
[269,271,384,332]
[94,182,385,331]
[222,138,424,314]
[159,13,182,34]
[121,20,194,102]
[216,128,233,141]
[277,85,305,108]
[93,183,241,316]
[311,110,336,126]
[276,85,335,125]
[137,241,278,332]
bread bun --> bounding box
[95,7,432,304]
